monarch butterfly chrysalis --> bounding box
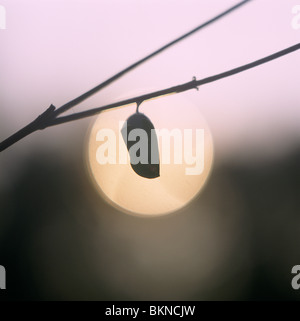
[121,112,160,179]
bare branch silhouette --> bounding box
[0,0,253,152]
[2,1,298,154]
[46,43,300,126]
[1,43,299,152]
[0,105,56,153]
[53,0,253,117]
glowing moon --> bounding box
[87,95,214,216]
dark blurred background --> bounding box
[0,139,300,300]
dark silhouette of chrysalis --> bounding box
[121,110,160,179]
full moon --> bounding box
[87,95,214,216]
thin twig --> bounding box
[47,43,300,126]
[1,44,299,152]
[0,0,253,153]
[53,0,253,117]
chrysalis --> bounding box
[121,111,160,179]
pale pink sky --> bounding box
[0,0,299,163]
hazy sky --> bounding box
[1,0,299,162]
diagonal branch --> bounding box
[53,0,253,117]
[0,105,56,152]
[0,0,253,153]
[47,43,300,126]
[0,43,299,152]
